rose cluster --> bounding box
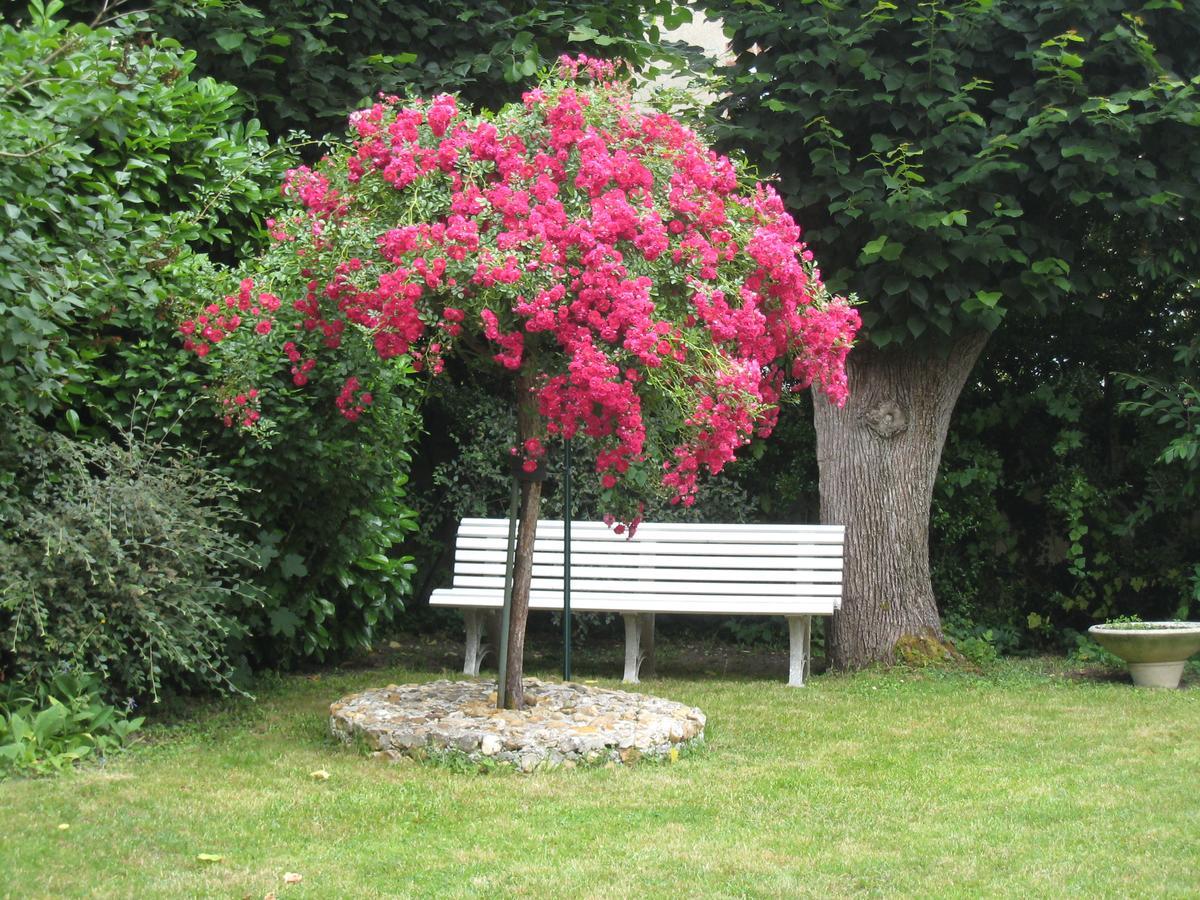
[181,56,859,512]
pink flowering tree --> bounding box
[181,56,860,708]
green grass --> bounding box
[2,652,1198,899]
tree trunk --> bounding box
[812,332,989,670]
[502,368,542,709]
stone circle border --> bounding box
[329,678,706,771]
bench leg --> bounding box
[639,613,656,679]
[787,615,812,687]
[623,613,642,684]
[463,609,486,676]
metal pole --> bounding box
[563,437,573,681]
[497,479,520,708]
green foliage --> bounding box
[942,614,1014,668]
[705,0,1200,349]
[1118,336,1200,490]
[228,434,421,667]
[1105,613,1144,625]
[724,397,821,522]
[175,232,426,669]
[0,410,258,701]
[717,617,786,649]
[0,669,144,779]
[0,3,421,678]
[1063,629,1125,669]
[59,0,695,141]
[0,1,284,416]
[928,296,1198,643]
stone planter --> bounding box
[1088,622,1200,688]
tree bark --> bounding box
[812,332,989,670]
[502,368,542,709]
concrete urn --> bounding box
[1088,622,1200,688]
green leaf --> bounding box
[278,553,308,579]
[879,241,904,262]
[268,608,303,639]
[212,30,246,52]
[975,290,1002,308]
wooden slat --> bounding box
[453,574,843,596]
[454,549,845,570]
[455,537,845,558]
[457,518,845,544]
[430,588,841,615]
[453,562,844,583]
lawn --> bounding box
[1,644,1198,899]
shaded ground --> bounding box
[346,631,801,682]
[347,630,1199,688]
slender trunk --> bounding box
[812,332,988,670]
[503,368,542,709]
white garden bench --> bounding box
[429,517,845,686]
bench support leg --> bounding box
[463,609,487,676]
[623,613,642,684]
[787,615,812,687]
[639,613,656,679]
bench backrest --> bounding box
[439,517,844,616]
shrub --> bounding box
[0,3,418,674]
[0,411,258,701]
[0,1,283,417]
[214,391,422,667]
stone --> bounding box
[480,734,503,756]
[453,734,479,752]
[328,678,705,772]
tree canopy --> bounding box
[699,0,1200,667]
[705,0,1200,349]
[41,0,697,141]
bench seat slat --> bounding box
[430,588,840,616]
[452,575,843,596]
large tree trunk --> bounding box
[502,368,542,709]
[812,332,988,670]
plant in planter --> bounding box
[1088,617,1200,688]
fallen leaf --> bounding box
[196,853,224,863]
[264,893,277,900]
[309,769,331,781]
[388,641,402,649]
[283,872,303,885]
